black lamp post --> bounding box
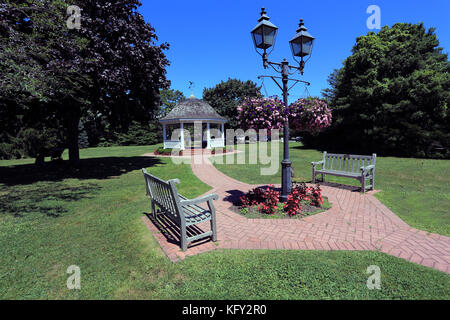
[251,7,314,202]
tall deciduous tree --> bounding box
[313,23,449,158]
[203,78,261,128]
[0,0,170,164]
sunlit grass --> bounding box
[0,144,448,299]
[213,142,450,236]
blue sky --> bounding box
[139,0,450,100]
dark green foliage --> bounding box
[0,143,20,160]
[311,23,450,158]
[159,89,185,117]
[15,128,65,164]
[92,120,162,147]
[203,78,262,128]
[78,122,89,149]
[115,121,162,146]
[0,0,169,164]
[155,147,181,155]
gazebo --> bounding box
[159,95,227,150]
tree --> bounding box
[320,69,340,104]
[203,78,262,128]
[0,0,89,163]
[311,23,450,158]
[159,88,185,117]
[0,0,170,164]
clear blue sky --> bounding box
[139,0,450,100]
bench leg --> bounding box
[208,200,217,242]
[322,173,325,182]
[361,176,366,193]
[151,202,157,219]
[312,169,316,184]
[210,216,217,242]
[180,225,188,251]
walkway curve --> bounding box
[142,154,450,274]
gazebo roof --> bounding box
[159,95,227,123]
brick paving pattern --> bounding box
[141,154,450,274]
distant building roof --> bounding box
[159,95,227,123]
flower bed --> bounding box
[235,182,331,219]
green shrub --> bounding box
[115,121,162,146]
[78,121,90,149]
[15,128,64,164]
[0,142,21,160]
[155,147,181,155]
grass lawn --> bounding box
[0,145,449,299]
[213,142,450,237]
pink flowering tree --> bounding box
[289,98,332,133]
[237,97,285,130]
[237,96,331,134]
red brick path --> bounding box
[142,155,450,274]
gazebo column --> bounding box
[180,122,185,150]
[162,124,167,149]
[206,122,211,149]
[221,123,225,147]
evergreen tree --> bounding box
[159,89,185,117]
[203,78,262,129]
[313,23,449,158]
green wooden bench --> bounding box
[311,152,377,192]
[142,168,219,251]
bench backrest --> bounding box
[322,152,376,173]
[142,169,182,223]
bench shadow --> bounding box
[317,181,362,192]
[223,185,276,206]
[0,156,163,186]
[223,189,246,206]
[144,212,213,249]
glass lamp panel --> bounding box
[262,26,277,48]
[252,27,264,48]
[301,37,313,56]
[290,41,301,57]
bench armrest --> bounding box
[179,193,219,207]
[311,160,324,168]
[360,164,375,172]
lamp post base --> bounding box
[280,159,292,202]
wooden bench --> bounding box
[142,168,219,251]
[311,152,377,192]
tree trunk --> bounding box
[35,155,45,166]
[65,107,81,166]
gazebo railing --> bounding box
[210,138,224,148]
[163,140,182,149]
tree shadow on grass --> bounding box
[0,156,162,218]
[0,156,163,186]
[0,183,102,218]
